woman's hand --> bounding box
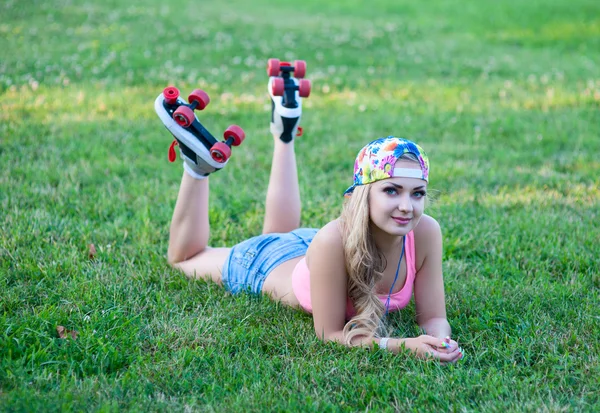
[404,335,463,363]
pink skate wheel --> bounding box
[163,86,180,104]
[224,125,245,146]
[267,58,280,76]
[298,79,311,98]
[293,60,306,78]
[210,142,231,163]
[173,106,195,128]
[272,77,284,96]
[188,89,210,110]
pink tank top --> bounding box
[292,231,416,320]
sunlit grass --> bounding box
[2,77,599,125]
[1,0,599,411]
[490,19,600,43]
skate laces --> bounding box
[168,139,178,162]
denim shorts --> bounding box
[222,228,318,295]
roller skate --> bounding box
[267,58,311,143]
[154,86,245,177]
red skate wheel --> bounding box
[188,89,210,110]
[173,106,195,128]
[272,77,284,96]
[210,142,231,163]
[293,60,306,78]
[267,58,280,76]
[163,86,180,104]
[224,125,245,146]
[298,79,311,98]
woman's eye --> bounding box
[413,191,427,198]
[384,187,397,195]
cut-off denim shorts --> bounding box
[222,228,319,295]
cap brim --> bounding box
[343,184,356,197]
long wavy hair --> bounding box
[339,153,421,344]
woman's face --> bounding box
[368,160,427,237]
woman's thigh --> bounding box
[173,247,231,285]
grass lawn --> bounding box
[1,0,599,410]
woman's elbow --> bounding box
[167,249,185,266]
[313,328,344,344]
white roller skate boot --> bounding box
[154,86,245,178]
[267,58,311,143]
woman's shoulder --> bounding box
[413,214,441,239]
[306,219,345,264]
[312,219,344,247]
[413,214,442,269]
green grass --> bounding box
[1,0,600,410]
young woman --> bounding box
[155,80,463,363]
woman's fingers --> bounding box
[420,335,445,347]
[434,337,462,355]
[416,335,465,363]
[420,335,456,351]
[426,344,462,363]
[428,347,459,362]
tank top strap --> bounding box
[405,231,416,285]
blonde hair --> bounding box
[339,152,422,345]
[339,184,388,344]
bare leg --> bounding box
[262,136,301,233]
[168,173,210,263]
[260,136,304,306]
[167,172,230,284]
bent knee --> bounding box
[167,245,207,266]
[167,250,186,266]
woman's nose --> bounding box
[397,193,413,212]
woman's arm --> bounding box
[319,330,461,362]
[412,216,464,361]
[306,220,348,343]
[413,215,451,338]
[308,221,392,349]
[307,219,461,362]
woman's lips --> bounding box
[392,217,411,225]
